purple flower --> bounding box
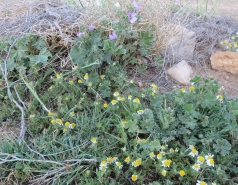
[128,12,137,23]
[88,25,95,31]
[174,0,179,5]
[109,31,117,40]
[133,1,141,10]
[76,32,85,38]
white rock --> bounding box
[161,25,196,61]
[167,60,193,85]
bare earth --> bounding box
[0,0,238,138]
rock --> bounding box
[167,60,193,85]
[210,51,238,75]
[161,25,196,61]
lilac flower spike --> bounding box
[133,1,141,10]
[109,31,117,40]
[128,12,137,23]
[76,32,85,38]
[88,25,95,31]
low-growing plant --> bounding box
[0,1,238,185]
[220,32,238,52]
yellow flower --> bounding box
[49,86,53,90]
[234,43,238,47]
[63,128,67,133]
[162,159,172,167]
[69,80,74,85]
[179,170,186,177]
[70,112,75,116]
[130,79,134,83]
[152,92,155,97]
[111,99,117,105]
[113,91,119,96]
[128,94,132,100]
[78,79,82,83]
[113,62,116,65]
[149,152,155,158]
[121,120,128,125]
[65,97,69,101]
[197,180,207,185]
[132,158,142,167]
[73,65,77,70]
[133,97,140,103]
[231,35,235,39]
[30,114,35,119]
[228,43,232,48]
[91,137,97,144]
[131,174,137,181]
[180,87,185,92]
[142,139,147,143]
[216,95,223,100]
[175,148,179,152]
[56,118,63,125]
[151,83,157,91]
[51,119,55,123]
[88,82,92,86]
[121,147,126,151]
[192,163,200,171]
[103,103,108,108]
[197,156,205,164]
[170,148,174,153]
[189,149,198,157]
[48,112,53,116]
[56,73,61,79]
[206,158,215,167]
[137,110,143,115]
[189,86,195,91]
[116,162,123,169]
[141,93,145,98]
[107,157,113,164]
[125,157,130,163]
[112,157,118,162]
[65,122,70,127]
[157,153,162,159]
[99,160,107,171]
[101,160,107,165]
[162,170,167,176]
[84,73,89,80]
[161,145,166,149]
[70,123,76,129]
[205,154,214,160]
[117,96,123,101]
[100,75,105,79]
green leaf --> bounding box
[139,31,154,56]
[33,38,47,50]
[183,104,194,112]
[213,139,231,156]
[11,46,28,61]
[29,48,52,65]
[148,140,161,151]
[70,46,84,64]
[6,57,17,71]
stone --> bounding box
[167,60,193,85]
[161,25,196,61]
[210,51,238,75]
